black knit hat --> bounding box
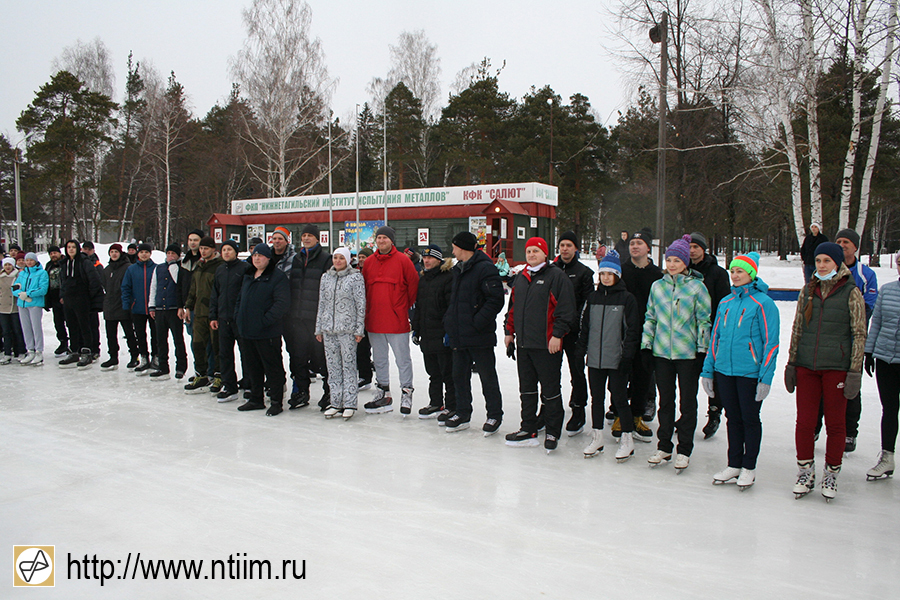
[188,229,204,239]
[138,243,153,253]
[301,224,321,240]
[165,243,182,255]
[127,243,138,251]
[452,231,478,252]
[375,226,396,245]
[631,227,653,248]
[221,239,239,253]
[199,236,216,249]
[421,244,443,261]
[48,245,61,253]
[690,231,708,252]
[248,237,263,246]
[815,242,845,268]
[835,228,860,250]
[558,231,578,247]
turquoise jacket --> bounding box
[642,269,711,360]
[13,265,49,309]
[702,277,780,385]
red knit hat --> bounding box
[526,237,549,257]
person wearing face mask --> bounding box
[701,253,780,490]
[785,242,866,501]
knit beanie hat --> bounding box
[248,237,263,246]
[24,252,38,263]
[421,244,443,261]
[109,243,123,254]
[810,222,822,232]
[835,228,860,250]
[221,239,239,253]
[138,243,153,253]
[630,227,653,249]
[2,257,14,268]
[188,228,204,239]
[333,247,351,264]
[690,232,708,252]
[526,237,549,258]
[665,234,692,267]
[252,243,273,259]
[358,247,374,258]
[598,249,623,277]
[815,242,844,268]
[729,252,760,280]
[451,231,477,252]
[558,231,578,247]
[301,224,321,240]
[199,236,216,249]
[165,243,182,255]
[375,226,396,245]
[271,226,291,242]
[82,241,95,250]
[127,243,137,251]
[48,245,61,253]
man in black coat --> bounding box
[286,224,332,410]
[552,231,595,436]
[689,232,731,438]
[210,239,251,402]
[411,245,456,419]
[101,244,138,370]
[443,231,505,434]
[44,245,68,356]
[799,222,828,283]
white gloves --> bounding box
[701,377,715,398]
[755,383,771,402]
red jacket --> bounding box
[363,246,420,334]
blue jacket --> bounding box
[865,279,900,363]
[847,259,878,320]
[13,265,49,308]
[149,261,186,311]
[702,277,780,385]
[121,258,156,315]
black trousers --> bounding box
[422,348,456,411]
[627,348,656,416]
[131,313,158,358]
[244,337,286,405]
[218,318,242,391]
[452,346,503,421]
[588,367,633,432]
[47,291,67,347]
[517,347,563,438]
[63,296,95,354]
[154,309,187,373]
[654,357,700,456]
[563,333,588,408]
[876,360,900,452]
[105,318,138,361]
[90,311,101,354]
[287,320,328,392]
[0,312,25,356]
[357,331,373,382]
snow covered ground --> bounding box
[3,253,899,598]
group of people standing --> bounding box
[3,222,899,503]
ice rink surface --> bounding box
[3,254,899,598]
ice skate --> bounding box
[445,414,470,432]
[184,376,210,394]
[632,417,653,443]
[615,431,634,462]
[418,404,443,419]
[565,406,585,436]
[58,352,80,369]
[648,450,672,467]
[342,408,355,420]
[793,460,815,499]
[19,351,34,365]
[324,407,340,419]
[505,430,540,447]
[100,358,118,371]
[134,355,151,376]
[737,468,755,490]
[216,388,239,403]
[400,387,414,416]
[821,464,840,502]
[29,351,43,367]
[702,408,721,439]
[866,450,895,481]
[482,418,501,437]
[364,385,393,414]
[583,429,604,458]
[0,355,11,365]
[712,466,741,485]
[76,348,94,370]
[544,434,558,453]
[674,454,690,473]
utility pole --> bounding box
[651,12,668,265]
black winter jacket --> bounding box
[103,255,132,321]
[692,253,731,319]
[800,232,829,266]
[289,244,331,323]
[620,258,663,320]
[235,262,290,340]
[504,262,576,350]
[553,256,595,336]
[444,250,505,349]
[578,279,641,370]
[209,258,251,322]
[61,243,104,311]
[411,258,454,353]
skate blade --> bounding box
[675,468,687,474]
[867,472,893,481]
[483,431,498,438]
[566,428,584,437]
[738,484,753,491]
[616,454,633,463]
[101,365,118,371]
[713,478,737,485]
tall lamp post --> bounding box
[650,12,668,266]
[327,113,333,251]
[355,104,360,251]
[13,132,35,249]
[547,97,554,186]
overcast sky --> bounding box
[2,0,639,144]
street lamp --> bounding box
[651,12,668,266]
[13,132,35,249]
[547,97,554,186]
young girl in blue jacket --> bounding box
[14,252,49,366]
[701,253,780,489]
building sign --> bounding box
[320,230,330,247]
[231,182,558,216]
[247,224,265,241]
[213,228,223,243]
[417,228,429,246]
[530,217,538,228]
[344,221,385,250]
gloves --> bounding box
[641,348,654,372]
[755,383,771,402]
[411,332,420,346]
[843,372,862,399]
[701,377,715,398]
[506,342,516,361]
[18,291,28,301]
[864,353,875,377]
[784,365,796,393]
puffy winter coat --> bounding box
[692,253,730,319]
[362,246,419,334]
[553,256,595,336]
[61,244,104,311]
[235,263,290,340]
[504,262,576,350]
[290,244,331,323]
[0,270,19,314]
[702,277,780,385]
[149,261,187,311]
[411,258,454,353]
[642,269,711,360]
[184,255,224,319]
[209,258,251,322]
[14,265,49,309]
[444,249,504,349]
[866,279,900,363]
[578,278,641,370]
[122,259,157,315]
[315,266,366,336]
[103,255,132,320]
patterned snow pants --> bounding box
[323,333,359,409]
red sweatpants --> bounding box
[795,367,848,466]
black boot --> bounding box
[289,389,310,409]
[703,408,721,439]
[565,405,586,436]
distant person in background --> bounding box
[495,252,511,283]
[7,244,21,261]
[800,222,828,284]
[126,243,138,264]
[614,230,630,258]
[247,237,263,257]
